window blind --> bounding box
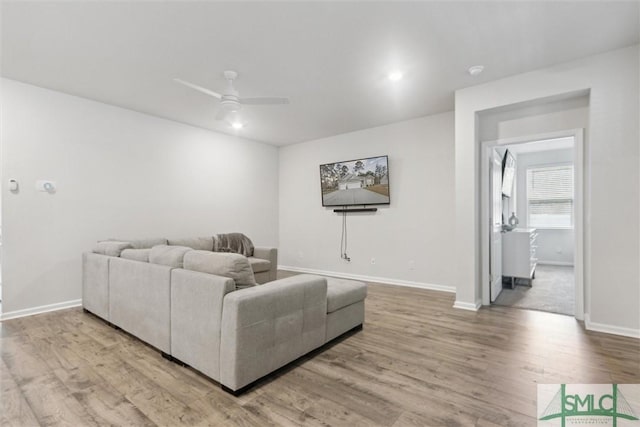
[527,165,574,228]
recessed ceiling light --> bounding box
[468,65,484,76]
[388,71,403,81]
[231,121,244,130]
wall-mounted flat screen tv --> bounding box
[320,155,390,206]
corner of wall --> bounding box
[452,299,482,312]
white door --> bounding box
[490,149,503,302]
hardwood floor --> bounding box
[1,277,638,426]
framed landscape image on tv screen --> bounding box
[319,155,390,207]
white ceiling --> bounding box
[2,2,638,146]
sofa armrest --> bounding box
[253,247,277,282]
[220,274,327,391]
[171,269,236,382]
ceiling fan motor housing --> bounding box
[224,70,238,80]
[220,98,240,112]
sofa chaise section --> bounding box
[219,274,328,392]
[325,278,367,342]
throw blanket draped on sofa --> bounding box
[213,233,254,257]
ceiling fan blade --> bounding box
[174,78,222,99]
[240,97,290,105]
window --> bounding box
[527,165,574,228]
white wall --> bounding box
[515,148,575,265]
[455,45,639,334]
[479,96,589,142]
[279,112,456,290]
[1,79,279,316]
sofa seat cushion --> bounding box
[149,245,192,268]
[183,250,257,290]
[120,248,151,262]
[168,237,214,251]
[326,278,367,313]
[248,257,271,273]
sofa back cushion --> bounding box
[168,237,214,251]
[109,238,168,249]
[212,233,254,257]
[129,238,168,249]
[120,248,151,262]
[149,245,192,268]
[183,250,257,289]
[93,241,133,257]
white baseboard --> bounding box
[0,299,82,321]
[538,261,574,267]
[278,265,455,293]
[584,314,640,339]
[452,300,482,311]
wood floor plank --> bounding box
[1,335,53,382]
[241,389,327,427]
[286,363,402,426]
[91,359,207,426]
[1,273,638,426]
[0,358,40,427]
[303,395,384,427]
[19,372,100,426]
[392,406,479,427]
[70,383,155,427]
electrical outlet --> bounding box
[370,258,376,265]
[408,260,415,270]
[556,247,563,254]
[298,251,304,259]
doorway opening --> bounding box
[481,130,584,318]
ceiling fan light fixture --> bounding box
[231,121,244,130]
[388,71,403,81]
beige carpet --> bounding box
[494,264,574,316]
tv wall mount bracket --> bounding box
[333,205,378,213]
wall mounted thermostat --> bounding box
[9,179,19,192]
[36,180,56,193]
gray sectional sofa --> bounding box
[82,235,366,393]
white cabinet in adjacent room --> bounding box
[502,228,537,287]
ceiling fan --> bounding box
[174,70,289,122]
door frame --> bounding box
[489,148,503,302]
[480,129,585,320]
